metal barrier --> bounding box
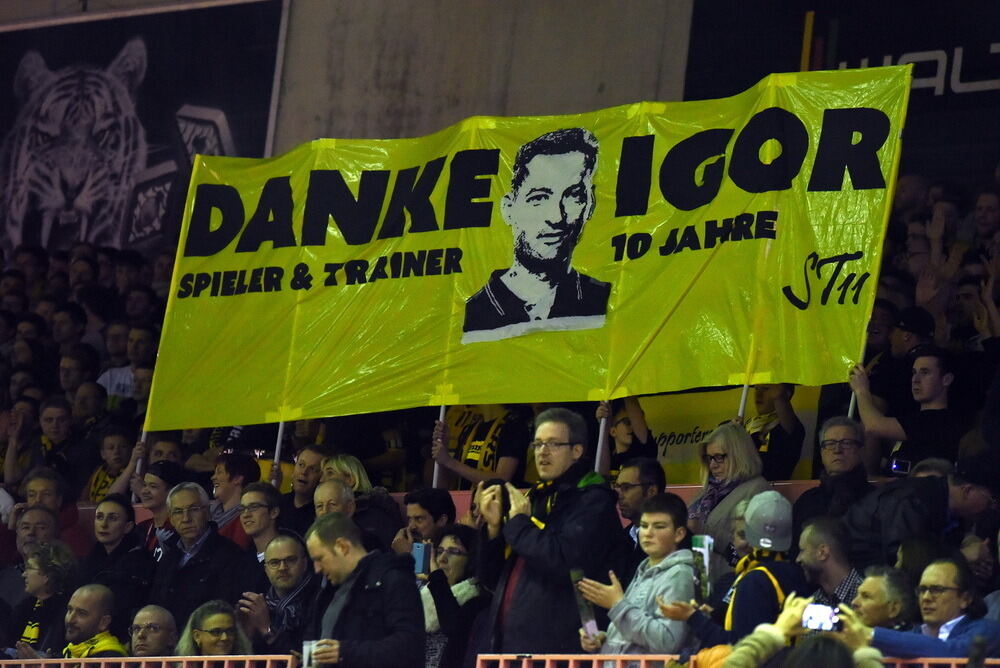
[476,654,681,667]
[476,653,1000,668]
[0,655,293,667]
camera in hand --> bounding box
[802,603,843,631]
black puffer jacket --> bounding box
[842,474,956,568]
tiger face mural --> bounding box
[0,37,148,255]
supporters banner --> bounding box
[147,66,911,430]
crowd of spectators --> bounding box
[1,172,1000,666]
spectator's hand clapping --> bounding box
[926,208,946,241]
[236,591,271,637]
[477,482,504,528]
[578,571,624,609]
[505,483,529,519]
[657,597,697,621]
[14,641,41,660]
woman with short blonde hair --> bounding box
[688,422,768,577]
[321,454,373,492]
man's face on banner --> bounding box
[503,151,595,273]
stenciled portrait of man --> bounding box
[462,127,611,343]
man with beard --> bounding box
[61,584,126,659]
[795,516,863,608]
[463,128,610,343]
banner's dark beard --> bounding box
[514,232,577,280]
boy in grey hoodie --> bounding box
[578,492,695,659]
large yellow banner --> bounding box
[147,66,910,430]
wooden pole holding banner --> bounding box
[432,405,446,488]
[594,416,609,474]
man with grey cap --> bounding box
[660,490,807,644]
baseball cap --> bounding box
[954,451,1000,499]
[895,306,935,339]
[744,490,792,552]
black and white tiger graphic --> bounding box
[0,37,148,255]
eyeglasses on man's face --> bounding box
[129,623,164,636]
[530,440,573,451]
[915,585,961,598]
[238,502,272,515]
[820,438,861,451]
[169,504,206,519]
[265,555,301,570]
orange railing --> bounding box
[476,654,1000,667]
[477,654,682,667]
[0,656,292,667]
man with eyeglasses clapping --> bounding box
[237,533,318,654]
[476,407,632,654]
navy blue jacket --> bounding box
[873,616,1000,658]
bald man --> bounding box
[63,584,127,658]
[128,605,178,657]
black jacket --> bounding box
[478,463,633,653]
[791,464,873,554]
[842,475,957,568]
[80,532,155,638]
[309,551,424,668]
[148,527,252,625]
[3,591,69,653]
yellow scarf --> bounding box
[62,630,126,660]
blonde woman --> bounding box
[687,423,768,577]
[320,454,373,491]
[321,454,401,549]
[174,600,251,656]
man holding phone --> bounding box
[391,489,456,561]
[304,513,424,668]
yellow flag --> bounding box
[147,66,911,430]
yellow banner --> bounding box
[638,386,822,484]
[147,67,911,430]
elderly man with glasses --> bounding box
[148,481,254,627]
